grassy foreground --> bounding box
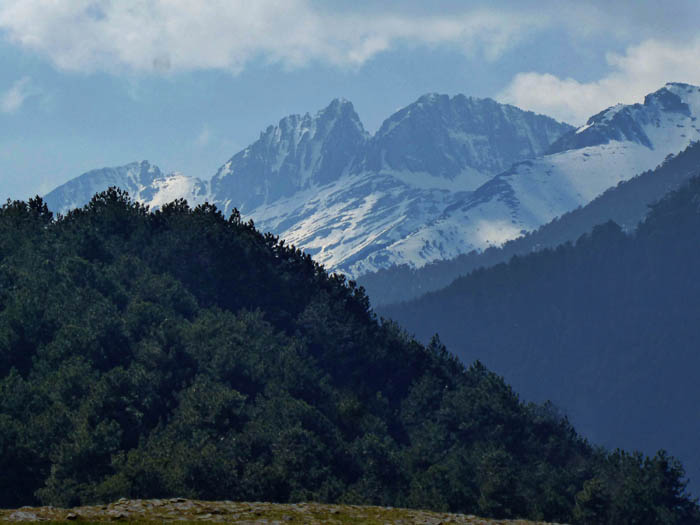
[0,499,566,524]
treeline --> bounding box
[0,189,698,524]
[384,175,700,501]
[360,141,700,306]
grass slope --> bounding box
[0,499,565,524]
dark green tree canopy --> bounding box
[0,188,697,524]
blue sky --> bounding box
[2,0,700,202]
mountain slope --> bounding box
[362,83,700,270]
[44,161,208,216]
[359,140,700,306]
[361,93,570,181]
[210,98,369,215]
[1,190,698,524]
[382,175,700,496]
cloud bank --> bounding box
[2,1,700,126]
[499,38,700,125]
[0,0,541,74]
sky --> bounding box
[2,0,700,202]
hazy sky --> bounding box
[2,0,700,201]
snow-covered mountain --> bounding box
[44,85,700,276]
[210,95,572,275]
[362,93,569,181]
[360,83,700,270]
[359,140,700,307]
[210,98,369,215]
[44,94,572,275]
[44,161,208,215]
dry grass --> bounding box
[0,499,567,524]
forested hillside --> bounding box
[360,141,700,306]
[384,176,700,498]
[0,190,698,524]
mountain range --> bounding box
[45,94,571,275]
[45,83,700,278]
[29,79,700,512]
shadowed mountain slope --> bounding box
[383,175,700,497]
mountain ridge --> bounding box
[45,84,700,276]
[368,83,700,273]
[358,140,700,306]
[43,93,574,275]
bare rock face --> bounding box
[0,499,568,524]
[7,510,39,521]
[363,94,572,179]
[211,98,369,214]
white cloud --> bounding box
[196,126,211,147]
[499,37,700,125]
[1,76,32,113]
[0,0,543,74]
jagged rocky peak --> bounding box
[645,82,695,113]
[210,98,368,214]
[317,97,365,131]
[549,82,700,154]
[312,98,369,184]
[362,93,573,181]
